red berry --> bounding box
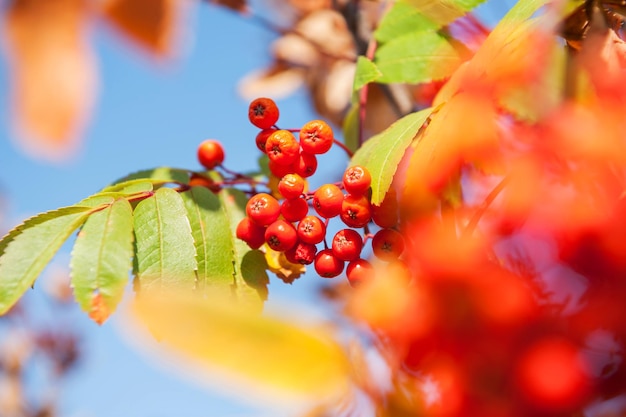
[340,194,372,228]
[236,217,266,249]
[371,188,399,228]
[246,193,280,226]
[280,197,309,222]
[188,173,221,193]
[255,128,276,153]
[265,220,297,252]
[299,120,334,154]
[331,229,363,261]
[294,152,318,178]
[278,174,305,200]
[372,228,405,261]
[342,165,372,196]
[285,242,317,265]
[248,97,279,129]
[346,258,373,287]
[268,160,295,178]
[265,130,300,166]
[314,249,344,278]
[297,215,326,245]
[312,184,344,218]
[197,139,225,169]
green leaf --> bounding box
[70,199,134,324]
[0,206,94,314]
[375,31,463,84]
[180,187,236,297]
[353,56,382,91]
[133,188,197,293]
[375,2,440,43]
[110,167,190,188]
[342,103,360,154]
[102,179,155,195]
[404,0,486,25]
[220,188,269,306]
[351,108,432,205]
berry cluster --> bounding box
[236,97,405,286]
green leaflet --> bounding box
[404,0,487,26]
[375,2,440,43]
[220,188,268,307]
[375,31,463,84]
[180,187,234,296]
[353,57,382,92]
[0,206,94,314]
[342,103,360,154]
[70,199,134,323]
[351,108,432,205]
[133,187,197,293]
[108,167,190,189]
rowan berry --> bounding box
[268,160,295,178]
[188,173,221,193]
[331,229,363,261]
[340,194,372,228]
[278,174,305,200]
[197,139,225,169]
[265,130,300,166]
[285,242,317,265]
[299,120,334,154]
[312,184,344,218]
[371,188,399,228]
[236,217,266,249]
[342,165,372,196]
[294,152,318,178]
[255,128,276,153]
[346,258,373,287]
[314,249,345,278]
[297,215,326,245]
[248,97,279,129]
[265,220,297,252]
[246,193,280,226]
[372,228,405,261]
[280,197,309,222]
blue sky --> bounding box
[0,2,518,416]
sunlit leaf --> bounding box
[100,0,183,56]
[342,103,360,153]
[404,0,487,26]
[133,188,197,293]
[353,56,382,91]
[130,292,350,402]
[351,108,431,205]
[2,0,97,160]
[110,167,190,187]
[219,188,269,306]
[375,1,440,42]
[375,31,464,84]
[0,206,94,314]
[70,199,134,324]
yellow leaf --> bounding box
[2,0,97,160]
[265,247,306,284]
[128,292,351,403]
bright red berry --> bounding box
[268,160,295,178]
[248,97,279,129]
[285,242,317,265]
[312,184,344,218]
[265,130,300,166]
[342,165,372,196]
[314,249,345,278]
[255,128,276,153]
[299,120,334,154]
[236,217,266,249]
[265,220,297,252]
[294,152,318,178]
[340,194,372,228]
[197,139,225,169]
[278,174,305,200]
[280,197,309,222]
[371,188,399,228]
[372,228,405,261]
[246,193,280,226]
[297,215,326,245]
[331,229,364,261]
[346,258,373,287]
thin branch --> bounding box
[463,175,511,237]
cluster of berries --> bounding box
[235,98,405,286]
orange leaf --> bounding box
[2,0,97,160]
[100,0,183,56]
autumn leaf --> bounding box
[2,0,97,160]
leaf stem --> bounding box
[463,175,511,237]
